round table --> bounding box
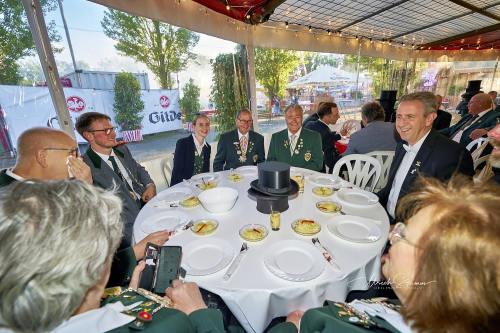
[134,167,389,333]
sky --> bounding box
[38,0,239,106]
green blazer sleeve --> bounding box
[213,133,227,172]
[107,247,137,287]
[188,308,226,333]
[267,322,298,333]
[303,130,323,171]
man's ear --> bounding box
[35,149,49,168]
[82,131,92,142]
[426,112,437,126]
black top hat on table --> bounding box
[248,161,298,214]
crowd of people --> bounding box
[0,89,499,332]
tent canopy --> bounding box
[90,0,500,61]
[287,66,369,89]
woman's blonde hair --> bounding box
[396,175,500,333]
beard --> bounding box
[489,139,500,168]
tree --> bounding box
[210,53,247,136]
[102,9,199,89]
[254,48,300,112]
[303,52,339,73]
[180,78,200,123]
[113,72,144,131]
[0,0,60,84]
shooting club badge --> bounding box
[239,154,247,163]
[304,151,312,162]
[253,154,258,163]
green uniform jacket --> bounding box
[0,169,16,188]
[106,289,244,333]
[268,301,401,333]
[267,128,323,171]
[213,130,265,171]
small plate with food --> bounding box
[190,219,219,236]
[312,186,334,197]
[316,201,342,214]
[179,196,200,208]
[292,219,321,236]
[239,224,268,242]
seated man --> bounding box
[213,109,265,171]
[0,126,168,287]
[75,112,156,248]
[440,92,500,147]
[272,176,500,333]
[0,180,231,333]
[343,102,397,155]
[0,127,92,186]
[304,102,347,172]
[377,92,473,220]
[267,104,323,171]
[432,94,452,130]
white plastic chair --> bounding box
[331,154,382,192]
[466,137,488,152]
[367,151,395,192]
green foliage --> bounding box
[254,48,300,105]
[448,83,465,97]
[102,9,199,89]
[180,78,200,123]
[303,52,339,73]
[113,72,144,130]
[0,0,60,84]
[210,53,247,137]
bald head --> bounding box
[468,93,494,115]
[14,127,77,180]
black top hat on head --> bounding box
[247,161,298,214]
[250,161,298,196]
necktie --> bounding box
[240,136,248,154]
[109,156,135,198]
[108,156,124,180]
[290,134,297,156]
[455,115,479,133]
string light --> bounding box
[327,30,331,36]
[285,22,289,29]
[246,14,250,19]
[308,26,312,32]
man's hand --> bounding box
[133,230,170,260]
[129,261,145,290]
[285,310,304,330]
[67,156,93,184]
[339,123,352,137]
[165,280,207,315]
[469,128,488,140]
[142,183,156,202]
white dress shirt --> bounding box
[5,169,24,181]
[387,130,430,218]
[192,134,208,156]
[94,149,139,199]
[451,109,490,142]
[288,127,302,155]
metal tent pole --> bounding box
[22,0,74,137]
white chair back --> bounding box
[367,151,395,191]
[466,137,488,152]
[331,154,382,192]
[140,154,174,192]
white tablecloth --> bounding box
[134,167,389,333]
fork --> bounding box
[169,220,194,235]
[312,237,340,270]
[223,242,248,281]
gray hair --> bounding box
[361,102,385,123]
[0,180,123,332]
[399,92,437,116]
[285,104,303,114]
[236,108,252,120]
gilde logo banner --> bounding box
[66,96,86,113]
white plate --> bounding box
[236,165,257,176]
[183,238,235,276]
[308,175,342,188]
[264,240,325,282]
[327,215,382,243]
[140,211,190,234]
[154,187,192,205]
[191,172,219,183]
[336,188,379,207]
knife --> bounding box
[223,242,248,281]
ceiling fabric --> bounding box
[89,0,499,61]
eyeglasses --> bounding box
[44,147,80,157]
[389,222,420,248]
[87,127,116,135]
[238,118,253,124]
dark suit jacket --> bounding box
[304,120,340,172]
[302,113,319,127]
[432,109,452,131]
[213,129,265,171]
[440,109,500,146]
[0,169,16,188]
[83,145,153,247]
[171,135,211,186]
[377,130,474,214]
